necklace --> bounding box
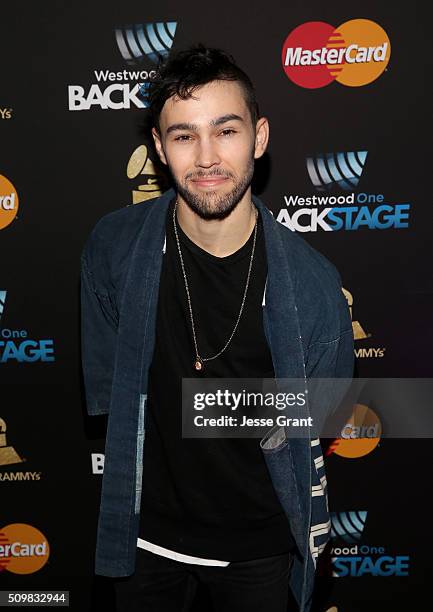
[172,201,258,372]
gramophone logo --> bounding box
[0,417,42,482]
[115,22,177,65]
[127,144,168,204]
[342,288,386,358]
[0,418,24,467]
[342,288,369,341]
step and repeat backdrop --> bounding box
[1,1,431,610]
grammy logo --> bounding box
[0,418,24,466]
[342,288,368,340]
[127,145,166,204]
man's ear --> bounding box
[254,117,269,160]
[152,127,168,165]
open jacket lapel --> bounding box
[96,189,172,573]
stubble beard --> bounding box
[172,156,255,221]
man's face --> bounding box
[152,80,268,220]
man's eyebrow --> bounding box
[166,114,244,135]
[210,113,244,126]
[166,122,198,135]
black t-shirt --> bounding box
[138,199,297,561]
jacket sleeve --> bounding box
[304,269,355,428]
[80,235,119,416]
[305,328,354,379]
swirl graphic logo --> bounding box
[0,291,6,323]
[115,22,177,65]
[282,19,391,89]
[331,511,367,544]
[307,151,368,191]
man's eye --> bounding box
[220,129,236,136]
[174,134,191,142]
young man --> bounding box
[80,46,354,612]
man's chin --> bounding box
[180,195,239,221]
[188,204,236,221]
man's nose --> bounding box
[195,138,221,168]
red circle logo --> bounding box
[0,524,50,574]
[282,19,391,89]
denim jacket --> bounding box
[80,188,354,612]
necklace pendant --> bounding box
[194,357,204,372]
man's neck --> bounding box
[175,191,257,258]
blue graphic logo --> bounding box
[332,553,410,577]
[325,510,410,578]
[0,290,55,363]
[115,22,177,65]
[306,151,368,191]
[0,291,6,323]
[331,510,367,544]
[278,150,410,232]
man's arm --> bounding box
[305,328,354,379]
[80,237,119,416]
[304,276,355,430]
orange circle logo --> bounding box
[282,19,391,89]
[0,175,19,230]
[0,524,50,574]
[327,404,381,458]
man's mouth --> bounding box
[190,173,230,189]
[190,176,230,188]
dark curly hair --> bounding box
[149,44,259,132]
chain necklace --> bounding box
[172,201,258,372]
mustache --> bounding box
[185,169,235,181]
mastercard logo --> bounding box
[0,524,50,574]
[0,174,19,230]
[326,404,381,459]
[282,19,391,89]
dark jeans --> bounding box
[114,548,295,612]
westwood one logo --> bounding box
[277,151,411,232]
[282,19,391,88]
[327,511,409,578]
[68,22,177,111]
[0,291,55,363]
